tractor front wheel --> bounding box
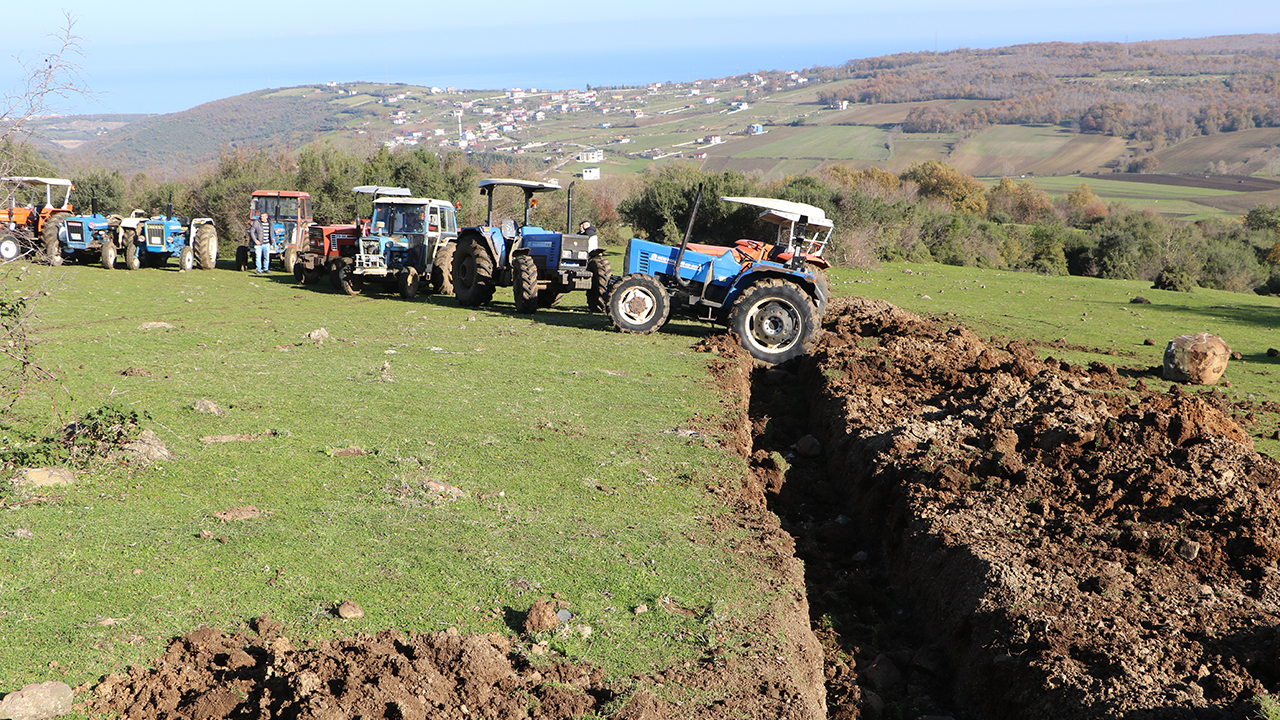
[431,242,455,295]
[399,267,421,299]
[0,235,19,262]
[336,262,363,296]
[607,274,670,334]
[806,263,830,318]
[193,224,218,270]
[281,246,298,275]
[586,255,613,312]
[123,230,141,270]
[452,235,495,307]
[512,254,539,313]
[101,238,117,269]
[179,246,195,272]
[728,278,818,364]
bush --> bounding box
[1152,265,1197,292]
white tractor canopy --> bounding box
[720,196,832,229]
[351,185,412,197]
[1,176,73,209]
[478,178,561,193]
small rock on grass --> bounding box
[335,600,364,619]
[193,399,224,415]
[17,467,76,487]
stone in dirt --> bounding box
[16,467,76,487]
[524,599,559,633]
[1163,332,1230,385]
[0,680,74,720]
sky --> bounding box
[6,0,1280,116]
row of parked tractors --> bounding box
[2,176,832,364]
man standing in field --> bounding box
[251,212,271,273]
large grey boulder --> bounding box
[0,681,74,720]
[1163,333,1230,385]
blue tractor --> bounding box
[52,197,123,267]
[605,190,833,364]
[116,203,218,271]
[333,195,459,299]
[451,178,611,313]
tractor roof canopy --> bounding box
[352,185,412,197]
[373,197,456,209]
[478,178,561,193]
[0,176,73,187]
[721,196,833,229]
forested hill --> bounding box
[39,33,1280,178]
[815,34,1280,142]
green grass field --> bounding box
[6,252,1280,698]
[0,259,764,692]
[734,125,892,161]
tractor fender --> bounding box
[457,226,506,267]
[724,269,823,311]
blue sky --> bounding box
[6,0,1279,116]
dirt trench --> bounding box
[744,296,1280,719]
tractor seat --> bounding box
[685,242,752,264]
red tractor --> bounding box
[0,176,74,263]
[293,186,410,287]
[236,190,313,273]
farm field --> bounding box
[6,247,1280,717]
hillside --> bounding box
[29,34,1280,217]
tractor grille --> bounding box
[66,221,83,242]
[560,234,589,263]
[144,222,166,248]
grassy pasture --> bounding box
[1017,175,1239,218]
[734,125,891,161]
[1,258,764,691]
[1153,127,1280,174]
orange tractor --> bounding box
[0,176,74,263]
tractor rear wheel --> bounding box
[805,263,830,318]
[123,230,141,270]
[586,255,613,312]
[452,235,495,306]
[0,235,19,262]
[512,254,539,313]
[42,212,69,266]
[607,273,670,334]
[101,238,117,269]
[193,224,218,270]
[728,278,818,364]
[235,245,250,272]
[336,261,362,296]
[431,242,455,295]
[399,267,421,299]
[179,246,195,272]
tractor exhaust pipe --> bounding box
[671,184,703,287]
[566,181,575,234]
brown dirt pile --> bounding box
[789,296,1280,718]
[85,619,612,720]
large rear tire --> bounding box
[512,254,539,314]
[123,229,141,271]
[607,273,671,334]
[193,224,218,270]
[431,242,455,295]
[399,267,421,299]
[806,263,830,318]
[728,278,818,364]
[101,238,117,269]
[42,212,69,266]
[452,235,495,306]
[586,255,612,312]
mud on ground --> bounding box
[81,296,1280,719]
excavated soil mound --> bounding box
[777,297,1280,718]
[85,620,613,720]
